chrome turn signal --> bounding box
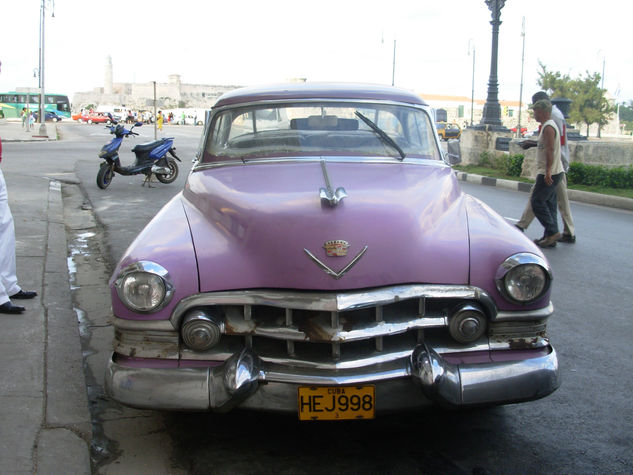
[449,304,487,343]
[181,310,224,351]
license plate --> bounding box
[298,385,375,421]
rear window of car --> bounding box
[201,101,441,163]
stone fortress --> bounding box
[72,56,240,112]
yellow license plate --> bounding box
[298,385,375,421]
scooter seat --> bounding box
[132,139,167,153]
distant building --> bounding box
[420,93,538,133]
[72,57,241,112]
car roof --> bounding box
[214,83,428,108]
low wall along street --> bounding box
[459,128,633,179]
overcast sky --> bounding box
[1,0,630,105]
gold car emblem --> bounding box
[323,240,350,257]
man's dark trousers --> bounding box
[531,172,564,237]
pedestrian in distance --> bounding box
[526,99,565,248]
[516,91,576,243]
[0,60,38,314]
[157,110,164,131]
[21,108,27,129]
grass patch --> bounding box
[453,165,633,199]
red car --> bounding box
[74,112,112,124]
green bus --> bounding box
[0,91,71,119]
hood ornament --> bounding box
[319,160,347,206]
[304,245,368,280]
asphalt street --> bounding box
[1,120,632,474]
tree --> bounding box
[618,101,633,134]
[537,61,573,98]
[537,63,615,137]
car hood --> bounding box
[182,160,470,291]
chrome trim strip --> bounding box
[222,312,447,343]
[193,156,445,172]
[113,316,176,332]
[211,98,432,115]
[494,302,554,321]
[168,285,491,328]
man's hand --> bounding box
[545,171,553,186]
[520,139,537,150]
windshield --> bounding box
[201,101,441,163]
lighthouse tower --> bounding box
[104,55,113,95]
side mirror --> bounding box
[445,139,461,165]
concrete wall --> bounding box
[459,128,514,165]
[510,139,633,179]
[461,128,633,179]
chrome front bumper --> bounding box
[105,344,560,412]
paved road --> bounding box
[4,122,633,473]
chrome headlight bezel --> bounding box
[495,253,552,305]
[114,261,175,313]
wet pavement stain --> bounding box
[63,184,122,471]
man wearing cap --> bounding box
[527,98,565,247]
[517,91,576,242]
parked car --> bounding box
[436,121,461,140]
[105,83,560,419]
[34,111,63,122]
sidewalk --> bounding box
[0,122,90,473]
[0,118,58,142]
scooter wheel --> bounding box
[155,157,179,184]
[97,163,114,189]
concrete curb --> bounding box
[455,171,633,212]
[40,180,92,473]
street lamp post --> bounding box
[475,0,508,131]
[38,0,46,136]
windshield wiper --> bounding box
[354,111,405,160]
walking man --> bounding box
[529,99,565,248]
[517,91,576,242]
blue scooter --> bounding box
[96,122,181,189]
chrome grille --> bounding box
[172,285,493,365]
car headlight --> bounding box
[114,261,174,312]
[495,253,552,304]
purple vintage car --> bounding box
[105,83,560,420]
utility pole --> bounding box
[391,40,396,86]
[468,39,476,127]
[153,81,157,139]
[517,17,526,138]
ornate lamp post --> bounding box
[475,0,508,131]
